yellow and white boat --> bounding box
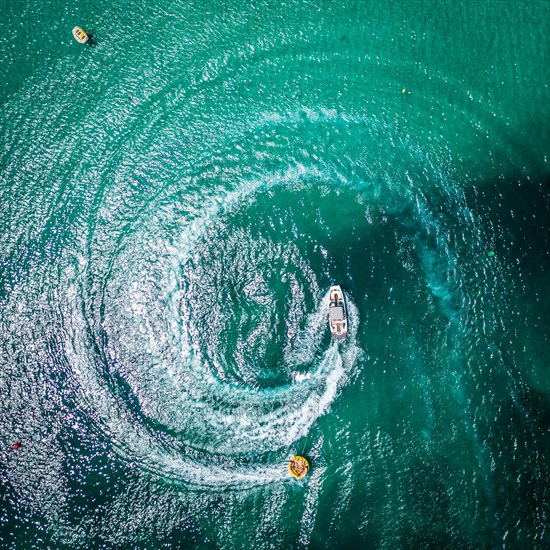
[288,456,309,479]
[72,27,89,44]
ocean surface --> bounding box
[1,1,549,548]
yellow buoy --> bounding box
[72,27,89,44]
[288,455,309,479]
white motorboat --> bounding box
[328,285,347,340]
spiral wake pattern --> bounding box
[1,0,548,547]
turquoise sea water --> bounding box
[1,1,549,548]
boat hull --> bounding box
[328,285,347,340]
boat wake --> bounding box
[62,183,362,488]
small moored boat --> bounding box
[328,285,347,340]
[72,27,89,44]
[288,456,309,479]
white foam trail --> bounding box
[65,179,362,487]
[66,293,358,486]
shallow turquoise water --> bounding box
[1,1,549,548]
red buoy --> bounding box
[13,441,21,450]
